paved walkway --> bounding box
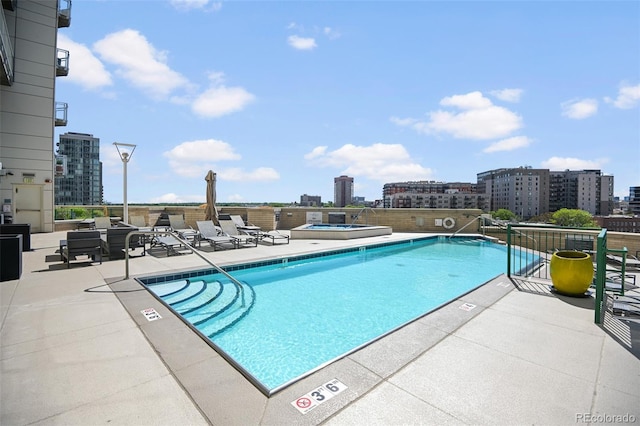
[1,231,638,425]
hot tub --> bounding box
[290,223,393,240]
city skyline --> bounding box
[55,1,639,204]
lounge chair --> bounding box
[196,221,237,251]
[259,230,290,245]
[93,216,112,231]
[606,254,640,271]
[150,232,191,256]
[218,218,259,248]
[229,214,289,245]
[129,215,152,231]
[61,231,102,268]
[168,214,199,243]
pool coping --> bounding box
[108,237,516,424]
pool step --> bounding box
[199,283,256,337]
[172,280,223,315]
[183,281,242,325]
[159,280,207,306]
[146,280,190,298]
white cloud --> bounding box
[483,136,532,153]
[304,146,328,160]
[93,29,190,99]
[305,143,435,182]
[170,0,221,11]
[604,83,640,109]
[490,88,523,103]
[165,139,241,162]
[540,156,608,170]
[57,34,112,91]
[440,91,493,110]
[191,72,256,118]
[220,167,280,182]
[561,98,598,119]
[389,117,418,127]
[288,35,317,50]
[162,139,277,182]
[323,27,341,40]
[393,91,523,140]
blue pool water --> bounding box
[142,237,539,394]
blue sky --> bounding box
[55,0,640,205]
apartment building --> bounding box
[0,0,70,231]
[549,170,614,216]
[334,175,353,207]
[630,186,640,216]
[54,132,103,205]
[382,181,485,209]
[300,194,322,207]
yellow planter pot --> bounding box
[549,251,594,296]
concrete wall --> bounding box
[0,0,59,232]
[277,207,483,233]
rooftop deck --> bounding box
[1,231,638,425]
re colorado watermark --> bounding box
[576,413,636,423]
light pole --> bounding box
[113,142,136,224]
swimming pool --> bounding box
[140,236,540,395]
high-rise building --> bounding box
[477,167,550,220]
[55,133,103,205]
[549,170,614,216]
[629,186,640,216]
[334,175,354,207]
[0,0,71,231]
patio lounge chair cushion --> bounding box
[218,219,259,248]
[228,214,288,244]
[93,217,112,230]
[196,221,237,251]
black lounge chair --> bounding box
[61,231,102,268]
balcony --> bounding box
[1,0,16,11]
[0,6,13,85]
[58,0,71,28]
[56,48,69,76]
[55,102,68,126]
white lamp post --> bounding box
[113,142,136,224]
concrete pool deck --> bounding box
[1,231,639,425]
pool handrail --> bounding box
[123,231,246,305]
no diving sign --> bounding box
[291,379,348,414]
[141,308,162,321]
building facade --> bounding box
[629,186,640,216]
[0,0,70,231]
[299,194,322,207]
[477,167,550,220]
[54,132,103,205]
[334,175,353,207]
[549,169,614,216]
[382,181,484,209]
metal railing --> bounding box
[123,230,246,305]
[506,223,601,281]
[350,207,377,226]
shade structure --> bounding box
[204,170,219,225]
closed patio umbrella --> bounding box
[204,170,219,226]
